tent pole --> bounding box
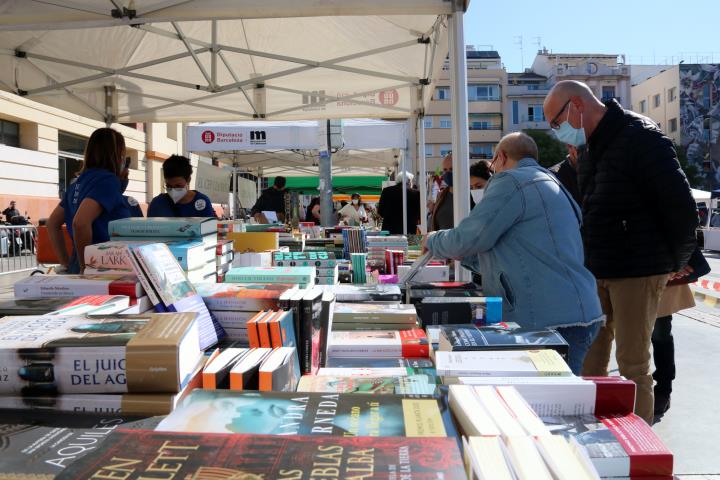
[256,167,263,203]
[449,4,471,281]
[418,115,428,234]
[319,119,334,227]
[232,152,239,219]
[402,151,408,235]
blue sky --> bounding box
[464,0,719,72]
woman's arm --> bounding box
[71,198,103,272]
[46,204,69,267]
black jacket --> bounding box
[549,158,582,206]
[250,187,286,216]
[377,183,420,234]
[578,100,698,279]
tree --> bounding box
[673,142,703,188]
[523,129,567,168]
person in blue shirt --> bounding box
[147,155,217,218]
[47,128,131,274]
[424,132,603,375]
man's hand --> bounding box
[422,232,435,254]
[669,265,694,281]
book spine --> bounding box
[110,223,204,238]
[226,274,312,284]
[400,329,429,358]
[587,376,636,416]
[301,300,313,374]
[269,320,282,348]
[258,321,271,348]
[128,251,163,307]
[132,248,175,306]
[600,414,673,477]
[247,320,260,349]
[108,279,141,298]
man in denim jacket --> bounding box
[425,132,603,374]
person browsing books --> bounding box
[147,155,217,218]
[47,128,132,274]
[250,176,287,223]
[423,132,603,375]
[338,193,368,226]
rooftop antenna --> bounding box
[514,35,524,70]
[532,36,541,53]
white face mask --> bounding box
[352,199,359,205]
[168,187,188,203]
[471,189,484,204]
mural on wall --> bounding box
[679,64,720,189]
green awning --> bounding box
[269,176,388,195]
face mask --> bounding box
[471,189,484,204]
[555,105,586,147]
[120,179,129,194]
[352,199,359,205]
[442,171,453,187]
[168,187,188,203]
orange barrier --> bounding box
[36,225,73,265]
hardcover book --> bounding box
[435,350,572,377]
[417,296,503,326]
[328,328,429,358]
[14,274,143,299]
[196,283,296,311]
[226,266,316,285]
[111,234,217,251]
[0,313,202,394]
[542,413,673,478]
[109,217,217,238]
[438,324,570,360]
[156,389,455,438]
[131,243,224,350]
[333,303,418,324]
[329,284,402,302]
[58,430,467,480]
[301,287,324,374]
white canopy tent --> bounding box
[0,0,473,270]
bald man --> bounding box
[425,132,603,374]
[544,80,697,424]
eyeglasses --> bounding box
[549,99,571,130]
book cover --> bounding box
[333,303,418,324]
[438,324,569,360]
[0,297,77,316]
[417,297,503,326]
[14,274,143,299]
[196,283,296,311]
[228,231,279,252]
[330,284,402,302]
[156,389,455,438]
[226,266,316,285]
[210,309,257,330]
[109,217,217,238]
[58,430,467,480]
[328,328,429,358]
[542,414,673,478]
[318,291,336,371]
[246,311,266,348]
[324,357,435,369]
[301,288,324,374]
[47,295,131,317]
[297,374,437,395]
[112,234,218,251]
[0,313,202,394]
[435,350,573,377]
[0,412,162,479]
[131,243,224,350]
[257,313,272,348]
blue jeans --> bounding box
[556,322,602,375]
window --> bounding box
[639,100,647,113]
[439,144,452,157]
[512,101,519,125]
[469,114,495,130]
[0,119,20,147]
[468,84,500,101]
[439,117,452,129]
[423,117,433,128]
[527,84,540,91]
[653,94,661,108]
[435,87,450,100]
[602,86,616,102]
[469,143,493,159]
[669,118,678,132]
[528,105,545,122]
[424,144,433,157]
[668,87,676,102]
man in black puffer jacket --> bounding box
[544,81,698,425]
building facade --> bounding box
[505,71,551,133]
[0,89,198,222]
[631,64,720,189]
[423,48,507,171]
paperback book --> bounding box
[417,296,503,326]
[0,313,202,394]
[328,328,429,358]
[14,274,143,299]
[156,389,455,437]
[438,324,570,360]
[196,283,296,311]
[85,240,215,272]
[58,430,467,480]
[324,357,435,369]
[0,297,78,316]
[226,266,316,286]
[297,374,437,395]
[109,217,217,238]
[333,302,418,325]
[435,349,572,377]
[329,284,402,303]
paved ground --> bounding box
[1,261,720,476]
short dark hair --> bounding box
[351,193,361,200]
[81,128,125,176]
[469,160,492,180]
[162,155,193,180]
[274,176,287,188]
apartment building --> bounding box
[423,48,507,171]
[506,71,551,133]
[631,64,720,189]
[0,89,194,222]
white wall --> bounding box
[0,144,59,197]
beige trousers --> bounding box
[582,274,668,424]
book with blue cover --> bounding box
[131,243,224,349]
[226,266,316,285]
[109,217,217,238]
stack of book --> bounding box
[342,227,367,259]
[107,217,219,284]
[332,302,418,330]
[273,251,340,285]
[232,251,273,268]
[366,234,408,269]
[328,283,402,303]
[196,283,296,343]
[225,266,316,287]
[278,230,305,252]
[416,296,503,326]
[215,239,234,282]
[217,219,245,240]
[202,345,299,392]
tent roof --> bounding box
[0,1,455,122]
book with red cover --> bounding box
[328,328,429,358]
[542,413,673,477]
[57,430,467,480]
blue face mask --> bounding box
[443,171,453,187]
[120,178,129,193]
[555,107,586,147]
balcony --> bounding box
[469,129,502,143]
[555,64,630,78]
[507,84,550,97]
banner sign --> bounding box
[195,161,231,204]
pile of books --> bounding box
[342,227,367,259]
[215,239,234,282]
[225,266,316,287]
[217,219,245,240]
[273,251,340,286]
[332,302,418,330]
[366,234,408,269]
[202,345,299,392]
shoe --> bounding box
[654,391,671,416]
